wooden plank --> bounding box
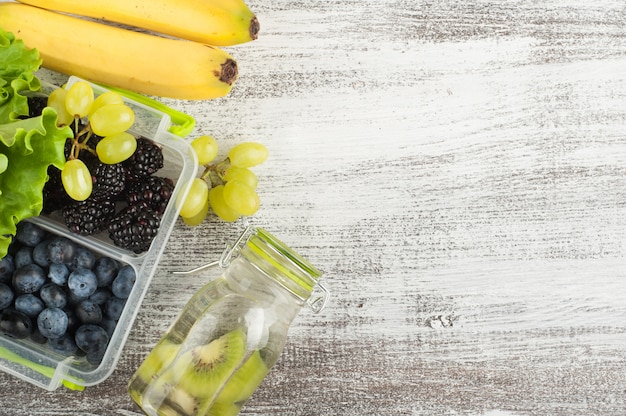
[2,0,626,414]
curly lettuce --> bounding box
[0,29,42,123]
[0,30,71,257]
[0,108,72,256]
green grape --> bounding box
[182,198,209,226]
[228,142,268,168]
[89,104,135,136]
[90,91,124,115]
[61,159,92,201]
[47,89,74,126]
[65,81,94,118]
[222,180,260,216]
[208,185,240,222]
[191,135,219,165]
[223,166,258,189]
[96,132,137,164]
[177,177,209,218]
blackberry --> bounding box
[125,176,174,215]
[25,95,49,118]
[86,134,104,148]
[123,137,164,178]
[63,137,73,159]
[43,166,72,214]
[63,198,116,235]
[108,204,161,253]
[87,159,126,200]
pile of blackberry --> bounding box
[43,136,174,254]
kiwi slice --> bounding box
[134,339,182,383]
[134,370,206,416]
[129,341,182,407]
[213,349,269,405]
[176,328,247,400]
[157,384,205,416]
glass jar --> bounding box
[128,226,329,416]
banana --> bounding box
[16,0,260,46]
[0,3,238,100]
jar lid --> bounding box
[239,227,328,312]
[247,228,323,291]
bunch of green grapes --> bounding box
[178,136,268,225]
[47,81,137,201]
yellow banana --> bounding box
[16,0,260,46]
[0,3,238,100]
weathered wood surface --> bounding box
[3,0,626,414]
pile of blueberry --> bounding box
[0,221,136,365]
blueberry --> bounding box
[75,299,102,324]
[69,246,96,271]
[86,348,107,366]
[14,246,33,269]
[111,265,136,299]
[15,294,45,318]
[30,327,48,344]
[0,255,15,283]
[75,324,109,355]
[94,257,119,287]
[68,268,98,299]
[15,222,46,247]
[40,283,68,309]
[48,263,69,286]
[98,319,117,338]
[66,290,87,307]
[63,307,79,334]
[48,334,78,356]
[104,297,126,321]
[89,288,112,306]
[0,283,14,310]
[32,239,51,267]
[12,264,46,294]
[47,237,76,265]
[37,307,69,339]
[0,310,33,339]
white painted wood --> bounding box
[3,0,626,414]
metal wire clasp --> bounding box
[305,282,330,313]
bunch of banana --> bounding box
[0,0,260,99]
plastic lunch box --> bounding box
[0,76,198,391]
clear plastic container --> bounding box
[127,226,329,416]
[0,76,198,391]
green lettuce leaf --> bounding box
[0,29,43,123]
[0,108,73,257]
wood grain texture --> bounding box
[2,0,626,414]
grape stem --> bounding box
[72,117,81,136]
[68,118,97,160]
[200,158,231,187]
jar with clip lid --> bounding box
[127,225,330,416]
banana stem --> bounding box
[219,59,239,85]
[249,17,260,40]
